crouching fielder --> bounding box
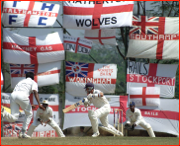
[27,100,65,137]
[125,102,155,137]
[83,83,123,137]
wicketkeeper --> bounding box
[83,83,123,137]
[27,100,65,137]
[125,101,155,137]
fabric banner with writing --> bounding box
[3,29,64,64]
[66,61,117,97]
[63,1,134,29]
[1,72,4,90]
[129,87,160,107]
[85,29,117,45]
[63,93,179,136]
[126,15,179,60]
[64,35,93,55]
[127,60,178,98]
[1,93,59,137]
[10,61,61,88]
[2,1,60,27]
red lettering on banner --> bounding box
[98,65,113,76]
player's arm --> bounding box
[36,108,43,125]
[83,98,91,108]
[87,90,103,99]
[134,109,142,126]
[33,90,45,111]
[125,110,131,124]
[44,108,53,126]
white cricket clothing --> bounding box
[27,107,65,137]
[125,107,155,137]
[13,78,38,95]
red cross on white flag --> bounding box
[127,15,179,60]
[3,29,64,64]
[63,1,134,29]
[129,87,160,107]
[127,60,178,98]
[85,29,117,45]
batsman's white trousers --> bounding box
[3,92,32,131]
[27,119,65,137]
[88,104,111,133]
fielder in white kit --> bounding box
[125,101,155,137]
[83,83,124,137]
[27,100,65,137]
[1,72,45,138]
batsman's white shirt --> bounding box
[89,89,110,108]
[36,106,53,122]
[13,77,38,96]
[126,108,143,125]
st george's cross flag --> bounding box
[126,15,179,60]
[66,61,117,97]
[1,72,4,91]
[64,35,93,55]
[2,1,60,27]
[63,1,134,29]
[129,87,160,107]
[85,29,117,45]
[127,60,178,98]
[3,29,64,64]
[9,61,62,88]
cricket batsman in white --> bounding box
[83,83,124,137]
[27,100,65,137]
[125,101,155,137]
[1,72,45,138]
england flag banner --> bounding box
[129,87,160,107]
[126,16,179,60]
[63,1,134,29]
[10,61,61,88]
[63,93,128,130]
[127,60,178,98]
[2,1,60,27]
[1,72,4,91]
[64,35,93,55]
[3,29,64,64]
[66,61,117,97]
[85,29,117,45]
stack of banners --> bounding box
[3,29,64,64]
[2,1,60,27]
[126,15,179,60]
[128,87,160,107]
[1,71,4,90]
[63,1,134,29]
[127,60,178,98]
[9,61,61,88]
[63,93,128,130]
[65,61,117,97]
[63,35,93,55]
[63,93,179,136]
[1,93,59,137]
[85,29,117,45]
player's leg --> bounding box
[27,120,40,137]
[48,120,65,137]
[139,120,155,137]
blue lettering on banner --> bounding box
[13,1,21,7]
[9,15,17,24]
[38,17,47,25]
[41,3,54,11]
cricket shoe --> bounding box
[92,132,100,137]
[22,134,31,138]
[18,131,23,138]
[117,131,124,137]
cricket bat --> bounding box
[63,99,85,113]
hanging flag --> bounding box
[129,87,160,107]
[9,61,61,88]
[63,1,134,29]
[127,60,178,98]
[66,61,117,97]
[3,29,64,64]
[2,1,60,27]
[64,35,93,55]
[85,29,117,45]
[1,72,4,91]
[126,15,179,60]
